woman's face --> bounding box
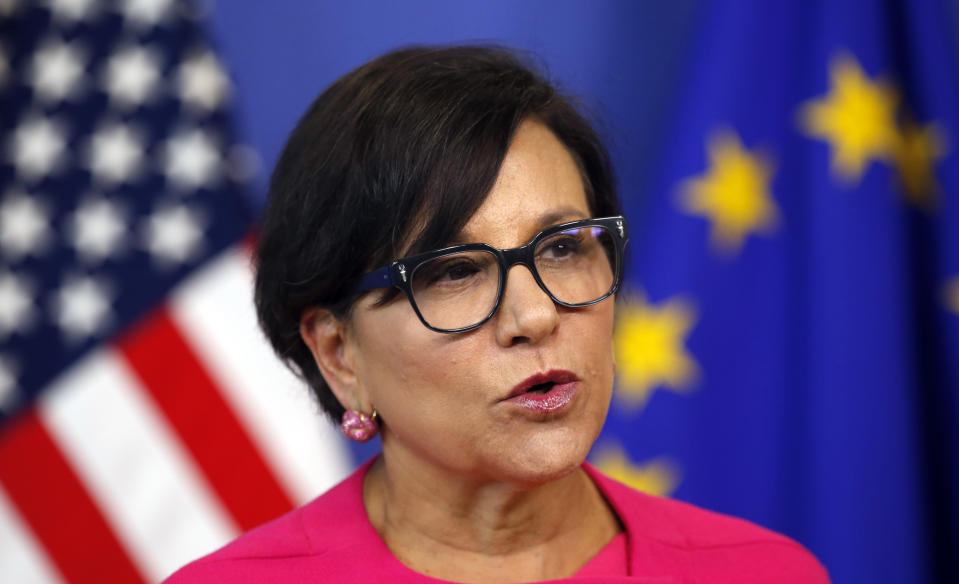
[344,119,615,485]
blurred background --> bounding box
[1,1,958,582]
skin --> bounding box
[301,119,621,583]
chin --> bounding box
[501,403,608,486]
[496,430,596,488]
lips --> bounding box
[507,369,579,398]
[503,369,580,413]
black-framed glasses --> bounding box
[355,216,628,333]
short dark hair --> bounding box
[254,45,621,423]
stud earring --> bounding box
[341,409,379,442]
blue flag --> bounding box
[592,1,959,583]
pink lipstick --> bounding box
[504,369,579,413]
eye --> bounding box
[538,229,585,260]
[440,261,480,281]
[421,257,483,286]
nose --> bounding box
[493,264,560,347]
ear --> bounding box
[300,307,367,412]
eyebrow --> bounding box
[452,207,589,246]
[534,208,590,231]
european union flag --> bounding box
[592,1,959,583]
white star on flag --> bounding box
[9,115,68,181]
[45,0,98,22]
[67,197,127,263]
[0,191,52,260]
[51,274,114,341]
[0,354,17,410]
[120,0,174,28]
[143,204,205,266]
[86,122,144,185]
[162,128,221,190]
[102,45,161,109]
[177,51,231,112]
[0,271,34,339]
[30,37,86,103]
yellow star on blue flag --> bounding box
[613,292,699,410]
[678,129,779,255]
[799,52,900,184]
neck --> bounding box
[363,444,621,583]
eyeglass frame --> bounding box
[353,215,629,334]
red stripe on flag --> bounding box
[116,306,295,531]
[0,410,147,584]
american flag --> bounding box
[0,1,351,581]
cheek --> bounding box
[579,303,616,370]
[349,305,413,393]
[579,304,616,410]
[361,337,486,456]
[352,309,466,412]
[582,307,617,420]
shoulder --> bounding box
[162,507,312,583]
[164,461,374,583]
[584,464,830,583]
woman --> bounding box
[167,46,829,583]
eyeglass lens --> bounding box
[409,225,617,331]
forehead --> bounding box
[457,120,591,247]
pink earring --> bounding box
[341,409,379,442]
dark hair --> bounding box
[254,45,620,423]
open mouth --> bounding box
[525,382,555,395]
[507,369,579,400]
[505,370,580,413]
